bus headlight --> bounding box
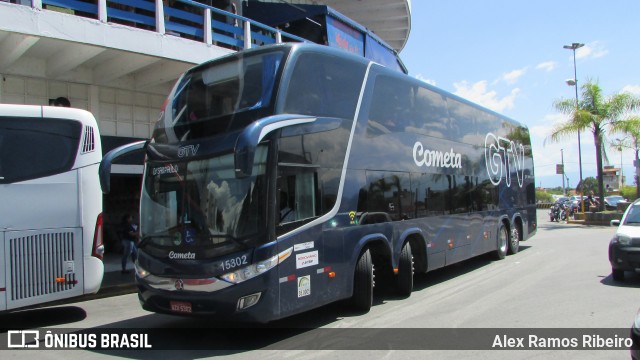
[220,247,292,284]
[135,261,150,279]
[617,235,632,246]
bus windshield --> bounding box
[153,49,286,143]
[140,144,269,258]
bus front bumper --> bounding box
[136,273,279,323]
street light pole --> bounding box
[613,138,626,191]
[561,148,566,195]
[564,42,585,211]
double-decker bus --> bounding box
[100,43,536,322]
[0,105,104,312]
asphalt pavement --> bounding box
[78,208,620,303]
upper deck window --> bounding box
[281,52,367,120]
[153,49,286,143]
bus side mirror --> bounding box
[99,140,147,194]
[233,115,317,179]
[234,145,254,179]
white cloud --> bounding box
[622,85,640,95]
[415,74,436,86]
[500,68,527,84]
[576,41,609,60]
[536,61,557,72]
[452,80,520,112]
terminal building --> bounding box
[0,0,411,252]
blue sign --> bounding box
[182,226,196,245]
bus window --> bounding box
[277,170,318,225]
[366,75,413,135]
[155,50,285,143]
[412,87,452,138]
[282,52,367,119]
[0,117,81,184]
[276,119,352,234]
[360,171,412,221]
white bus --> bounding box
[0,104,104,311]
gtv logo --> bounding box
[177,144,200,158]
[485,133,525,188]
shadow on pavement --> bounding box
[0,306,87,329]
[600,271,640,288]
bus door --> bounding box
[275,164,329,312]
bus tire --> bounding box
[494,224,508,260]
[351,249,373,312]
[396,241,414,296]
[612,268,624,282]
[508,225,520,255]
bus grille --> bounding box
[8,232,78,301]
[81,125,95,154]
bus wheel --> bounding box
[494,224,508,260]
[396,241,414,296]
[612,268,624,282]
[508,225,520,255]
[351,249,373,312]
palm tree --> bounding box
[548,80,640,211]
[612,116,640,198]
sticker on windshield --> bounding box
[298,275,310,298]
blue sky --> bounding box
[400,0,640,189]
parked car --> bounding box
[604,195,626,210]
[609,199,640,281]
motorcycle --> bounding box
[549,200,572,222]
[564,200,575,220]
[549,202,561,222]
[558,201,571,221]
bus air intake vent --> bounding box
[81,126,95,154]
[8,232,78,301]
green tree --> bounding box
[620,185,638,202]
[576,176,598,195]
[548,80,640,211]
[535,190,554,203]
[611,115,640,198]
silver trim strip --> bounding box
[258,117,317,143]
[144,275,232,293]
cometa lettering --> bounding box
[168,251,196,260]
[413,142,462,169]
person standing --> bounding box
[120,214,139,274]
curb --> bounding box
[566,219,614,227]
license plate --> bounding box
[170,301,192,314]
